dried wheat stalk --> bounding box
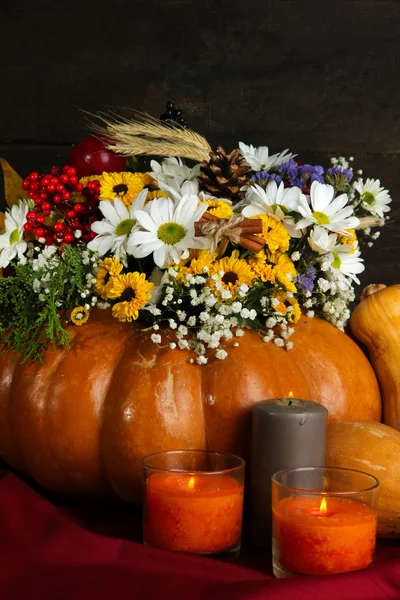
[89,111,212,163]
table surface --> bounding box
[1,469,400,600]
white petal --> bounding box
[130,189,148,214]
[153,245,168,268]
[311,182,334,212]
[324,193,349,216]
[134,209,158,233]
[174,196,198,227]
[329,206,354,222]
[113,198,129,221]
[150,197,173,226]
[296,217,314,230]
[128,231,162,247]
[91,221,115,235]
[242,204,268,218]
[99,201,120,226]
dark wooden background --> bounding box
[1,0,399,290]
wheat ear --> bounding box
[89,111,212,163]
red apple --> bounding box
[68,136,126,178]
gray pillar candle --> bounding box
[251,398,328,546]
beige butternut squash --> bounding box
[327,420,400,537]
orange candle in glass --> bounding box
[272,467,379,577]
[142,450,245,559]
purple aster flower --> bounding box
[326,166,353,183]
[295,265,317,293]
[298,165,325,184]
[278,159,299,180]
[250,171,282,186]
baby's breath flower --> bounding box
[197,355,208,365]
[215,349,228,360]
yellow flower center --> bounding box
[116,219,136,236]
[9,229,19,245]
[158,222,186,245]
[312,211,330,225]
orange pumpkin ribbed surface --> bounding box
[0,312,381,502]
[350,284,400,430]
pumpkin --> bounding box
[326,420,400,537]
[0,311,381,502]
[350,283,400,430]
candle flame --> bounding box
[288,391,294,398]
[188,476,195,490]
[320,496,327,515]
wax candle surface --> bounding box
[144,473,244,554]
[273,496,377,576]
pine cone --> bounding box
[198,146,251,203]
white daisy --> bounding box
[127,195,207,268]
[150,157,201,187]
[329,248,365,284]
[296,181,359,235]
[159,179,200,204]
[242,181,304,238]
[353,178,392,218]
[88,189,147,265]
[308,226,341,255]
[238,142,295,172]
[0,200,29,268]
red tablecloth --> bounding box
[1,470,400,599]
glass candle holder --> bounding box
[142,450,245,560]
[272,466,379,578]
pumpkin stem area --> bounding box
[360,283,387,301]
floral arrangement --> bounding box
[0,108,391,363]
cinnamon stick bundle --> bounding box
[194,213,264,254]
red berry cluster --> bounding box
[22,166,101,246]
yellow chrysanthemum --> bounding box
[270,292,301,323]
[95,257,124,299]
[99,172,148,208]
[267,251,297,293]
[204,200,234,220]
[209,250,256,297]
[253,214,290,253]
[107,272,154,322]
[247,250,275,284]
[71,306,90,326]
[147,189,169,201]
[143,173,155,187]
[338,228,358,254]
[287,296,302,323]
[177,250,217,282]
[79,174,102,188]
